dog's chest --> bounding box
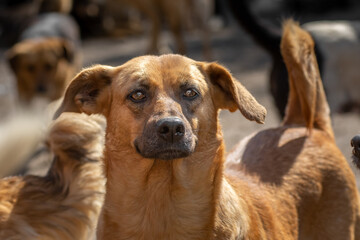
[101,173,215,239]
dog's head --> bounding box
[55,54,266,160]
[7,38,75,102]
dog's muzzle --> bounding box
[134,117,196,160]
[351,134,360,168]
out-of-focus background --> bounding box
[0,0,359,183]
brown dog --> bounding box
[55,20,360,239]
[7,13,81,103]
[0,113,105,239]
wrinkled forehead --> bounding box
[116,55,207,90]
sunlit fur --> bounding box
[0,113,105,239]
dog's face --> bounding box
[118,57,208,160]
[55,54,266,161]
[7,38,75,102]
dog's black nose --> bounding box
[36,84,47,93]
[156,117,185,142]
[351,135,360,152]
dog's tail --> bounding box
[280,20,334,139]
[44,113,106,239]
[48,113,106,164]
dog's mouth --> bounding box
[134,142,195,160]
[134,116,197,160]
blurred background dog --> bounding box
[226,0,360,117]
[0,10,82,178]
[6,13,81,104]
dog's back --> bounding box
[226,20,360,239]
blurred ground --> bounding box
[0,9,359,184]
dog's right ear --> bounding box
[60,40,75,63]
[6,48,20,72]
[54,65,113,119]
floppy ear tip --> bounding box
[241,103,267,124]
[256,106,267,124]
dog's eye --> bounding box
[27,64,35,73]
[129,90,147,103]
[44,63,54,71]
[183,89,199,100]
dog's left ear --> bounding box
[203,62,266,124]
[60,40,75,63]
[54,65,114,119]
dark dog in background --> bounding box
[6,13,81,103]
[226,0,360,116]
[225,0,323,117]
[0,0,41,47]
[0,0,73,47]
[0,113,105,239]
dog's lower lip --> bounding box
[141,149,192,160]
[155,150,191,160]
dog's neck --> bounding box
[97,126,226,239]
